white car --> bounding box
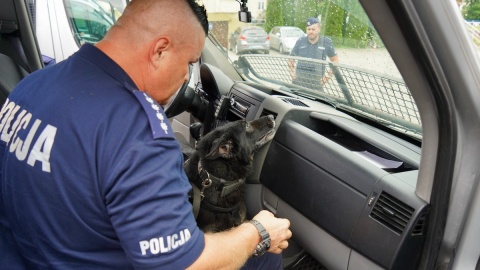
[33,0,126,64]
[268,26,305,54]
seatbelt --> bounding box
[4,33,32,73]
[1,19,32,72]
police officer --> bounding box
[288,17,339,90]
[0,0,291,269]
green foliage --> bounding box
[293,0,321,29]
[283,0,296,26]
[463,2,480,20]
[321,1,343,44]
[265,0,381,48]
[264,0,284,33]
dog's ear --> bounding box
[205,138,234,160]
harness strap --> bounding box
[198,162,245,197]
[220,178,245,197]
[190,182,202,219]
[201,200,240,213]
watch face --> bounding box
[254,239,270,256]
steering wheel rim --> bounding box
[165,66,194,118]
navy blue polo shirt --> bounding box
[0,44,204,269]
[290,36,336,75]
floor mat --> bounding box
[284,252,328,270]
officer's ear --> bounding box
[150,36,170,68]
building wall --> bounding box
[204,1,267,49]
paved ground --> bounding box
[335,48,400,78]
[228,47,401,79]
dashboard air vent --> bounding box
[370,192,414,235]
[281,98,309,107]
[411,212,428,236]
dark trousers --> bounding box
[241,253,283,270]
[292,69,324,91]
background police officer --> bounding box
[288,17,339,90]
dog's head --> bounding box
[186,115,275,232]
[200,115,276,164]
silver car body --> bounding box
[229,26,270,55]
[269,26,305,54]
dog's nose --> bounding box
[267,115,275,127]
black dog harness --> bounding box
[189,161,245,219]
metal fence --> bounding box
[236,55,422,139]
[464,20,480,48]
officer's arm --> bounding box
[288,59,296,79]
[186,210,291,270]
[330,55,339,64]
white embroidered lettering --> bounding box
[149,238,160,255]
[0,102,20,142]
[139,241,149,255]
[9,113,32,153]
[26,125,57,172]
[15,119,41,161]
[3,109,27,144]
[160,236,170,253]
[0,99,14,133]
[138,229,193,256]
[0,101,58,174]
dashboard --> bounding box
[171,62,429,270]
[225,81,428,269]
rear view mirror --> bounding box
[238,0,251,22]
[238,10,251,22]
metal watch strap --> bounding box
[249,219,271,257]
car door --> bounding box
[6,0,478,269]
[34,0,122,64]
[269,27,279,50]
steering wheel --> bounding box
[165,66,195,118]
[165,63,234,127]
[165,83,196,118]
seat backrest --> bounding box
[0,53,28,106]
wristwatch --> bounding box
[249,219,271,257]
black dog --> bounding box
[184,115,276,232]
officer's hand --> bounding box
[251,210,292,254]
[321,75,332,84]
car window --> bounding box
[281,28,304,37]
[64,0,115,45]
[204,0,421,141]
[243,28,266,36]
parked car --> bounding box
[2,0,480,269]
[228,26,270,55]
[33,0,127,64]
[269,26,305,54]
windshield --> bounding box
[43,0,479,143]
[204,0,423,140]
[282,28,304,37]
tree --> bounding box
[264,0,284,32]
[463,2,480,20]
[264,0,379,48]
[293,0,321,29]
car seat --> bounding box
[0,53,28,106]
